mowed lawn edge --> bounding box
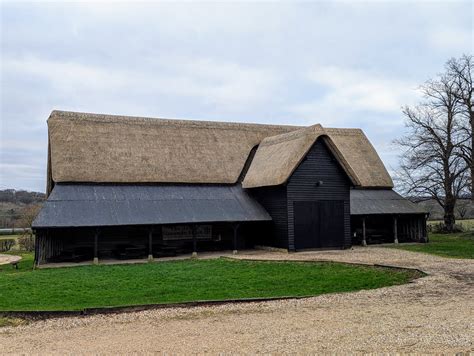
[0,253,422,312]
[387,233,474,259]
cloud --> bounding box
[1,1,472,191]
[289,66,420,126]
[2,55,280,113]
[428,27,473,53]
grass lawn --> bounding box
[0,253,420,312]
[389,233,474,259]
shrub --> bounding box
[17,235,35,252]
[0,239,15,252]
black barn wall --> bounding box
[249,186,288,249]
[286,139,351,251]
[249,138,352,251]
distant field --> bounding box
[0,235,23,251]
[0,235,22,240]
[428,219,474,230]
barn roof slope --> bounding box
[32,183,271,228]
[242,125,361,188]
[350,189,427,215]
[47,110,393,191]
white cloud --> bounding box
[1,1,471,191]
[290,66,419,126]
[428,27,473,52]
[2,55,280,112]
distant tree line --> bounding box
[0,189,45,229]
[0,189,45,205]
[397,54,473,232]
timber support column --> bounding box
[33,229,40,269]
[93,228,99,265]
[362,217,367,246]
[393,216,399,244]
[192,225,198,258]
[148,227,153,262]
[232,223,240,255]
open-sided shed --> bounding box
[350,189,428,245]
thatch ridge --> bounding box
[49,110,299,132]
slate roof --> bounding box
[32,184,271,228]
[350,189,427,215]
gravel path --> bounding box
[0,254,20,266]
[1,247,473,354]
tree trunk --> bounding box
[470,114,474,201]
[444,198,456,232]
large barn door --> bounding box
[294,201,344,249]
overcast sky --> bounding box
[1,1,472,192]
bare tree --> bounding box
[396,74,469,232]
[447,54,474,198]
[17,204,41,237]
[456,199,469,219]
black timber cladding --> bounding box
[351,189,427,215]
[287,139,351,250]
[32,184,271,228]
[248,185,288,249]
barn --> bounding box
[32,111,427,265]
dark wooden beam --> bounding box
[393,216,399,244]
[192,225,197,258]
[93,228,99,265]
[33,230,40,268]
[232,223,240,255]
[362,217,367,246]
[148,227,153,262]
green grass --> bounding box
[0,253,420,312]
[389,233,474,259]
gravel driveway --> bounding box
[1,247,473,354]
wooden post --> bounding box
[93,228,99,265]
[362,217,367,246]
[148,227,153,262]
[418,217,421,242]
[232,223,240,255]
[393,216,399,244]
[33,230,40,269]
[192,225,197,258]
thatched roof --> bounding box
[48,111,295,190]
[325,128,393,189]
[46,110,393,193]
[242,125,393,188]
[242,125,360,188]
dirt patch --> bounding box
[0,253,21,266]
